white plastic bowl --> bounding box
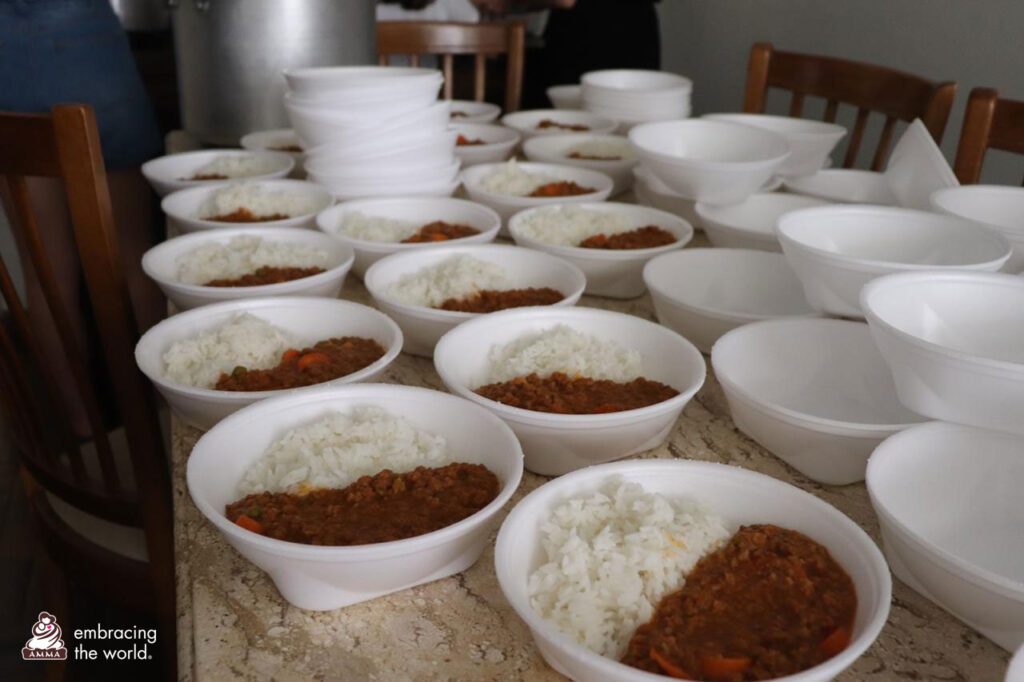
[142,150,294,197]
[861,271,1024,434]
[547,84,582,110]
[501,109,617,140]
[449,100,501,123]
[364,243,586,357]
[507,202,692,298]
[784,169,898,205]
[450,123,521,167]
[629,119,791,204]
[696,193,832,251]
[142,226,354,310]
[867,422,1024,650]
[495,458,892,682]
[645,249,817,353]
[305,157,460,186]
[433,306,705,475]
[160,179,334,233]
[283,91,436,127]
[712,318,925,485]
[187,383,523,610]
[1008,646,1024,681]
[134,297,402,430]
[523,134,637,196]
[703,113,846,178]
[239,128,305,175]
[581,69,693,107]
[931,185,1024,273]
[309,174,461,203]
[316,196,501,277]
[778,205,1012,318]
[282,65,442,98]
[290,100,451,149]
[633,166,702,228]
[304,130,453,165]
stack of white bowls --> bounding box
[581,69,692,131]
[282,66,460,200]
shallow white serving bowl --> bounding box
[696,192,832,251]
[160,179,334,233]
[507,202,692,298]
[282,65,442,98]
[316,196,501,277]
[703,113,846,178]
[187,383,523,610]
[495,458,892,682]
[449,99,501,123]
[629,119,791,204]
[142,226,354,310]
[501,109,617,140]
[142,150,294,197]
[931,185,1024,273]
[784,169,898,205]
[712,318,925,484]
[461,162,614,226]
[433,306,705,475]
[239,128,305,175]
[645,249,817,353]
[546,84,582,109]
[523,134,637,196]
[861,271,1024,434]
[867,422,1024,650]
[364,244,586,357]
[450,123,521,166]
[633,166,701,228]
[135,297,402,430]
[778,205,1011,318]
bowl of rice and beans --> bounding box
[142,149,295,197]
[161,179,334,233]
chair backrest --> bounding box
[743,42,957,170]
[953,87,1024,185]
[377,21,525,113]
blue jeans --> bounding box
[0,0,163,168]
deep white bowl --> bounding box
[778,205,1011,317]
[644,249,817,353]
[546,84,583,110]
[861,271,1024,434]
[703,113,846,178]
[495,458,892,682]
[283,91,436,128]
[305,157,460,186]
[239,128,305,175]
[134,297,403,430]
[867,422,1024,650]
[696,193,832,251]
[931,185,1024,273]
[142,226,354,310]
[433,306,705,475]
[581,69,692,110]
[316,196,501,277]
[507,202,692,298]
[629,119,791,204]
[282,65,442,98]
[450,123,521,167]
[784,169,898,205]
[449,100,501,123]
[712,318,925,485]
[160,179,334,233]
[187,383,523,610]
[142,150,294,197]
[304,130,453,166]
[364,243,586,357]
[501,109,617,140]
[290,100,451,149]
[522,134,637,196]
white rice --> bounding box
[192,154,280,179]
[162,313,297,389]
[176,235,331,285]
[479,160,558,196]
[384,255,509,308]
[198,183,320,220]
[515,205,634,247]
[566,139,634,160]
[485,324,642,383]
[237,406,449,495]
[335,211,418,242]
[528,480,731,658]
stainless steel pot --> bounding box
[170,0,376,145]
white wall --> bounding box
[657,0,1024,184]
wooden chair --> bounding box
[377,21,525,113]
[743,42,957,170]
[953,87,1024,185]
[0,104,175,680]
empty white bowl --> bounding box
[931,185,1024,273]
[778,205,1012,317]
[861,271,1024,434]
[239,128,305,175]
[160,179,334,233]
[135,297,403,430]
[784,169,898,205]
[629,119,791,204]
[142,150,294,197]
[433,306,705,475]
[142,226,355,310]
[282,65,442,99]
[495,458,892,682]
[522,134,637,196]
[645,249,817,353]
[703,113,846,178]
[581,69,693,130]
[696,193,832,251]
[507,202,692,298]
[501,109,617,140]
[450,123,521,167]
[364,243,586,357]
[712,318,925,484]
[867,422,1024,650]
[316,196,501,277]
[546,84,582,110]
[290,100,451,150]
[449,100,501,123]
[187,382,523,610]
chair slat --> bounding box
[378,54,388,66]
[788,92,805,118]
[474,54,486,102]
[410,53,420,68]
[844,108,871,168]
[443,54,454,100]
[823,99,839,123]
[871,116,898,171]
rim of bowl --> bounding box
[239,128,302,151]
[450,122,522,147]
[142,149,295,184]
[628,120,792,169]
[930,185,1024,235]
[702,113,847,139]
[461,162,616,204]
[160,178,334,228]
[695,193,833,240]
[581,69,694,93]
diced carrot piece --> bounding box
[701,655,751,678]
[234,514,264,535]
[297,352,328,371]
[282,349,300,363]
[820,626,851,657]
[429,233,448,241]
[649,647,691,679]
